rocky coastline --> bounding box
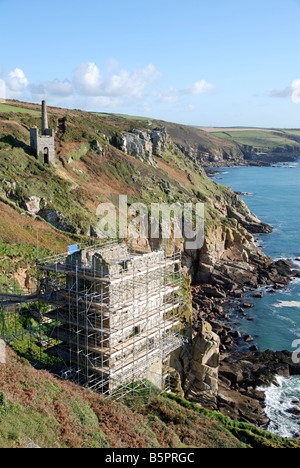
[190,253,300,430]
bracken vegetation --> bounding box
[1,347,299,448]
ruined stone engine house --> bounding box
[30,100,55,165]
[37,242,184,396]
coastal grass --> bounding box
[0,104,39,115]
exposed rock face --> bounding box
[122,130,156,167]
[216,350,300,426]
[38,209,76,233]
[184,188,275,288]
[121,127,170,167]
[151,127,169,156]
[176,142,246,167]
[24,196,41,215]
[184,322,220,399]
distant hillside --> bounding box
[2,100,300,169]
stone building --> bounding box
[38,242,184,396]
[30,100,55,165]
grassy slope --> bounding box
[1,101,300,448]
[0,101,232,247]
[1,346,299,449]
[0,104,39,115]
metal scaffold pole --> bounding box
[8,239,186,399]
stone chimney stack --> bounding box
[30,100,55,165]
[41,100,48,135]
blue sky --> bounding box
[1,0,300,127]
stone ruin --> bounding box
[30,100,55,165]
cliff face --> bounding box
[121,127,170,167]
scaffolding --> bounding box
[35,241,185,398]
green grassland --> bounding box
[207,128,300,152]
[0,103,39,115]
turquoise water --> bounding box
[210,162,300,438]
[210,161,300,352]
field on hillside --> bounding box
[0,103,39,115]
[200,127,300,151]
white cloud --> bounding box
[102,64,159,98]
[46,79,73,99]
[72,62,159,99]
[31,79,73,102]
[291,79,300,103]
[0,80,5,102]
[156,79,214,103]
[1,61,213,115]
[185,80,214,95]
[106,57,120,72]
[5,68,28,97]
[158,87,179,103]
[270,79,300,104]
[186,104,196,111]
[73,62,102,96]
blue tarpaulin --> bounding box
[68,244,79,255]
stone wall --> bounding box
[30,127,55,165]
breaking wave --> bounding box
[258,376,300,439]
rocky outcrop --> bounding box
[121,127,170,167]
[183,322,220,399]
[37,209,76,233]
[122,130,156,167]
[217,350,300,426]
[24,196,41,215]
[183,348,300,427]
[151,127,169,156]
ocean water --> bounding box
[210,161,300,438]
[257,376,300,438]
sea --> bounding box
[209,160,300,438]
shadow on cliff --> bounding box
[0,135,35,156]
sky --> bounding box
[1,0,300,127]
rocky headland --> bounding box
[187,214,300,428]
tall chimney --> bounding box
[41,100,48,134]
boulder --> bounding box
[244,335,254,343]
[185,322,220,397]
[287,407,300,416]
[24,196,41,214]
[253,291,263,298]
